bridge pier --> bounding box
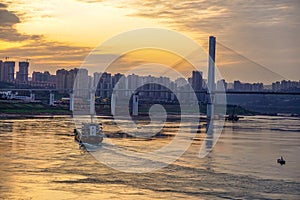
[132,93,139,116]
[111,93,116,116]
[30,92,35,102]
[69,93,74,111]
[49,93,54,106]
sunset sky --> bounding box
[0,0,299,83]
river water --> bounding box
[0,116,299,199]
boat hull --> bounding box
[74,122,104,151]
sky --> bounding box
[0,0,299,83]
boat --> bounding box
[226,105,241,122]
[74,122,103,144]
[277,156,286,165]
[74,122,104,149]
[74,90,104,150]
[226,114,239,121]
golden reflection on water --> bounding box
[0,116,299,200]
[0,117,205,200]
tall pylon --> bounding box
[207,36,216,120]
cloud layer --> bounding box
[0,2,92,74]
[0,0,299,81]
[0,3,41,41]
[112,0,300,81]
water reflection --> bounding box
[0,116,299,199]
[204,119,213,156]
[0,121,13,133]
[199,117,225,159]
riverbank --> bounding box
[0,101,256,113]
[0,101,71,115]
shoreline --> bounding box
[0,113,71,120]
[0,113,298,120]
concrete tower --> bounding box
[207,36,216,119]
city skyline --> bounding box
[1,59,299,94]
[0,1,299,83]
[1,57,300,84]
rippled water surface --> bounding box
[0,116,299,199]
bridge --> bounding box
[1,36,300,115]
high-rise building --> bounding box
[112,73,125,88]
[56,69,68,89]
[175,77,187,87]
[191,71,204,102]
[66,68,78,89]
[56,68,89,94]
[271,80,300,91]
[252,83,263,91]
[272,81,280,91]
[49,74,56,84]
[233,80,242,91]
[32,71,43,82]
[111,73,126,97]
[233,80,263,91]
[217,79,227,91]
[127,74,138,90]
[16,61,29,82]
[93,72,102,88]
[191,71,203,91]
[0,60,3,81]
[0,61,15,82]
[32,71,51,82]
[73,68,89,98]
[96,72,112,98]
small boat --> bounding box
[226,105,241,122]
[227,114,239,121]
[74,90,105,151]
[74,122,104,150]
[277,156,286,165]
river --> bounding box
[0,116,299,199]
